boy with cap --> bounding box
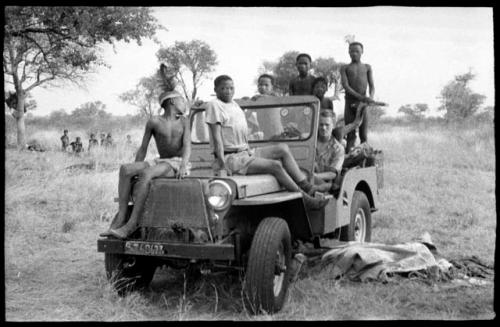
[100,64,192,239]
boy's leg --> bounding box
[100,161,149,236]
[344,100,357,153]
[246,157,328,209]
[246,157,300,191]
[257,144,305,183]
[256,143,319,194]
[107,163,174,239]
[359,109,368,143]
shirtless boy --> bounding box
[100,65,191,239]
[61,129,69,151]
[312,76,334,110]
[340,41,375,153]
[206,75,328,209]
[289,53,316,95]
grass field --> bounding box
[4,122,496,320]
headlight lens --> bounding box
[207,180,232,211]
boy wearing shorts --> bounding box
[206,75,328,209]
[100,65,192,239]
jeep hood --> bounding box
[226,174,283,199]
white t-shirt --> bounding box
[205,98,249,151]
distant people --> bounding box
[340,41,375,153]
[88,133,99,151]
[103,133,114,147]
[312,76,333,110]
[313,110,345,193]
[70,136,84,154]
[100,63,192,239]
[206,74,328,209]
[27,140,46,152]
[288,53,315,96]
[126,134,133,146]
[100,133,106,146]
[60,129,69,151]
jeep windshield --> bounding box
[191,105,314,143]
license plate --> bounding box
[125,241,166,256]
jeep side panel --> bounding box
[325,166,378,233]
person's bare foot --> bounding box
[301,191,329,210]
[308,183,331,195]
[99,212,127,237]
[105,222,137,240]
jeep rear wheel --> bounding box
[243,217,292,314]
[105,253,157,296]
[341,190,372,242]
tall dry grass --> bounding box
[4,121,495,320]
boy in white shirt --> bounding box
[206,75,328,209]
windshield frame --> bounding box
[189,103,316,144]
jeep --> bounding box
[97,95,383,314]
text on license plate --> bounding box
[125,241,165,256]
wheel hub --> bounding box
[354,209,366,242]
[273,247,286,296]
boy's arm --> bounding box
[343,103,366,135]
[288,80,294,95]
[367,64,375,98]
[340,65,370,102]
[208,123,226,172]
[177,116,191,179]
[135,119,154,162]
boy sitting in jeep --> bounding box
[206,75,328,209]
[100,64,191,239]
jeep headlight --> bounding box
[207,180,232,211]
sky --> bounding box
[29,6,494,117]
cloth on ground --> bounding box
[321,241,447,282]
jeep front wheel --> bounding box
[243,217,292,314]
[105,253,157,296]
[341,190,372,242]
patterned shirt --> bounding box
[315,136,345,174]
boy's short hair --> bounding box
[258,74,275,85]
[214,75,233,88]
[296,53,312,63]
[64,129,68,133]
[349,42,364,50]
[320,109,336,121]
[312,76,329,90]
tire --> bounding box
[243,217,292,315]
[340,191,372,242]
[105,253,157,296]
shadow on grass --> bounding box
[143,266,247,316]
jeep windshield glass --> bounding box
[191,105,314,143]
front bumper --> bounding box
[97,238,235,261]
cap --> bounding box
[158,91,183,106]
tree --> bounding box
[312,57,345,100]
[156,40,218,104]
[259,50,299,95]
[437,71,486,121]
[5,91,37,118]
[398,103,428,121]
[119,74,160,118]
[367,105,386,125]
[4,6,162,149]
[70,101,111,128]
